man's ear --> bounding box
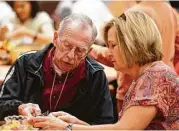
[53,31,58,47]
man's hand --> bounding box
[18,103,41,117]
[89,44,113,66]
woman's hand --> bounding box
[49,111,77,123]
[49,111,89,125]
[29,116,68,130]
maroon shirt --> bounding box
[41,48,86,112]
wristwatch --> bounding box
[64,123,73,131]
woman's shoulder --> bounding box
[146,61,176,76]
[135,61,178,92]
[36,11,51,19]
[135,61,179,97]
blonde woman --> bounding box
[30,10,179,130]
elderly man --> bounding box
[0,14,114,124]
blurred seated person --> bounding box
[52,0,113,46]
[0,1,54,47]
[52,1,73,30]
[31,10,179,130]
[0,14,114,124]
[0,1,15,41]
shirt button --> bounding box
[53,95,56,99]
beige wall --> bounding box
[107,1,136,17]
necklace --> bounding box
[49,71,69,111]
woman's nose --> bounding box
[108,50,114,61]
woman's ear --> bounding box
[53,31,58,47]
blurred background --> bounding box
[1,0,178,64]
[0,0,140,66]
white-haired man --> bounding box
[0,14,114,124]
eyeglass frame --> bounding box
[56,36,92,59]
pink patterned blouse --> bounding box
[118,61,179,130]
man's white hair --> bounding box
[58,13,97,42]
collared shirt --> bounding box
[41,48,86,112]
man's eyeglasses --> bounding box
[59,38,89,58]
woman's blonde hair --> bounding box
[103,10,163,67]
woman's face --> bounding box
[107,26,127,72]
[14,1,32,22]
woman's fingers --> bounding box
[29,116,50,125]
[48,112,59,117]
[33,121,48,128]
[30,116,68,130]
[57,116,70,122]
[49,111,69,117]
[57,115,77,123]
[32,117,65,129]
[42,126,58,130]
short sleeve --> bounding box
[127,73,158,107]
[124,72,179,121]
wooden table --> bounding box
[10,44,44,63]
[0,121,5,126]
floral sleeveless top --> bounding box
[118,61,179,130]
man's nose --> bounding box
[67,48,75,60]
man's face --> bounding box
[53,24,93,73]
